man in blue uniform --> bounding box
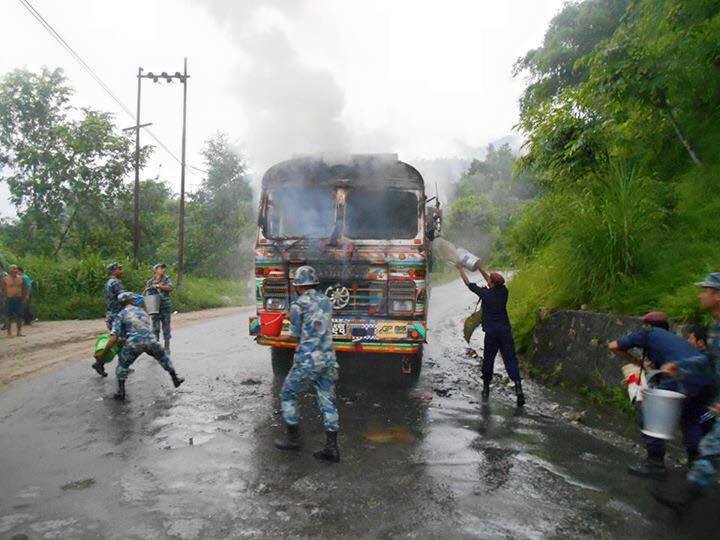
[610,311,715,478]
[652,273,720,512]
[104,263,126,331]
[457,262,525,406]
[146,263,174,353]
[274,265,341,463]
[97,291,185,401]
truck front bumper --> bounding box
[249,315,425,355]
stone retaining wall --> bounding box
[529,310,644,390]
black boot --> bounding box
[515,381,526,407]
[628,453,666,478]
[169,369,184,388]
[314,431,340,463]
[481,379,490,402]
[274,423,302,450]
[92,361,107,377]
[686,447,699,467]
[113,380,126,401]
[651,482,703,514]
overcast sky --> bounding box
[0,0,565,217]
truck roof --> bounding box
[261,154,425,191]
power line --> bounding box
[17,0,208,175]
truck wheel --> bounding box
[271,347,294,377]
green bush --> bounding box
[12,255,249,321]
[507,163,720,351]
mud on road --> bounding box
[0,281,718,538]
[0,306,249,388]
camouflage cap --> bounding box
[106,262,122,273]
[153,262,167,271]
[695,272,720,290]
[293,265,320,286]
[118,291,136,303]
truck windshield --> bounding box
[264,187,336,238]
[345,190,418,239]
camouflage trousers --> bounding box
[105,311,120,331]
[151,307,172,342]
[280,362,339,432]
[688,415,720,488]
[116,337,174,382]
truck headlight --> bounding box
[390,299,414,313]
[265,297,288,311]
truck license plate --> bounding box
[332,322,347,336]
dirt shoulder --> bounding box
[0,306,252,389]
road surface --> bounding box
[0,281,717,538]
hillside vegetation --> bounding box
[506,0,720,348]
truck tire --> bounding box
[271,347,294,377]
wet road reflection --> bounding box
[1,281,719,538]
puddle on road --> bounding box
[364,427,416,444]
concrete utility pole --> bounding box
[133,67,143,266]
[130,61,190,280]
[177,57,188,287]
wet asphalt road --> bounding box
[1,280,719,539]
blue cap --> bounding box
[695,273,720,290]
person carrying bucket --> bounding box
[274,265,341,463]
[652,273,720,513]
[609,311,716,478]
[456,261,525,407]
[104,263,126,331]
[96,291,185,401]
[145,263,174,353]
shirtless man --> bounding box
[2,265,28,337]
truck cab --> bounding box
[248,154,435,379]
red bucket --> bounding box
[259,311,285,337]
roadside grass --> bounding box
[507,163,720,351]
[10,254,249,321]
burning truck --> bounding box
[248,154,440,380]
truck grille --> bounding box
[318,280,386,315]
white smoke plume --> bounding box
[194,1,358,174]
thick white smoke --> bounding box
[194,1,356,174]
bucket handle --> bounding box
[260,313,284,327]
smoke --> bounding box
[194,1,356,174]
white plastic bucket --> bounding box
[456,248,480,271]
[144,294,161,315]
[640,387,685,440]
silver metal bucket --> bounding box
[640,387,685,440]
[144,294,161,315]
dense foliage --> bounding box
[0,69,255,319]
[507,0,720,348]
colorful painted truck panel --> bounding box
[249,154,435,372]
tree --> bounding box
[185,132,254,278]
[514,0,628,115]
[0,68,148,255]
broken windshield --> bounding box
[345,190,418,240]
[264,187,336,238]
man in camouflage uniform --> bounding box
[104,262,126,331]
[145,263,174,353]
[653,273,720,512]
[274,265,341,463]
[97,291,185,401]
